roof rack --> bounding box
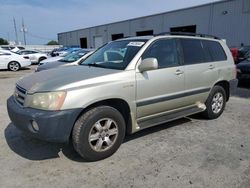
[154,32,220,40]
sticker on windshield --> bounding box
[127,42,145,47]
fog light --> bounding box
[31,120,39,132]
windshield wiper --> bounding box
[85,62,106,68]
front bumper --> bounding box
[7,96,82,143]
[237,73,250,81]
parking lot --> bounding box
[0,66,250,188]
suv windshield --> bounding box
[81,39,147,70]
[60,50,89,63]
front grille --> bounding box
[15,85,27,106]
[241,67,250,74]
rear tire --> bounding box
[72,106,125,161]
[8,61,20,71]
[202,85,226,119]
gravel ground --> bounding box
[0,66,250,188]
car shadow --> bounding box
[238,82,250,89]
[0,67,31,72]
[5,118,192,162]
[231,82,250,98]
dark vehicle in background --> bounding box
[230,47,238,62]
[50,47,68,57]
[36,49,94,72]
[237,56,250,83]
[237,46,250,62]
[229,46,250,64]
[50,47,81,57]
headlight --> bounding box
[24,91,67,110]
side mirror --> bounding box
[138,58,158,72]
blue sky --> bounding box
[0,0,220,44]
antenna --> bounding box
[13,17,18,44]
[21,17,27,45]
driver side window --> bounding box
[142,39,179,69]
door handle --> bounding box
[175,69,184,75]
[208,64,215,69]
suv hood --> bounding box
[36,60,68,72]
[17,66,121,93]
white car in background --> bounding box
[17,50,47,64]
[36,50,94,72]
[0,50,31,71]
[0,46,25,52]
[39,54,66,65]
[39,48,91,65]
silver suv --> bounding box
[7,33,237,161]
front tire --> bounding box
[72,106,126,161]
[8,61,20,71]
[202,85,226,119]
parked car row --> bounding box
[17,50,48,64]
[36,49,94,72]
[237,56,250,82]
[0,46,25,52]
[50,47,81,57]
[0,50,31,71]
[1,42,249,85]
[0,46,94,71]
[230,46,250,64]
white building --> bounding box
[58,0,250,48]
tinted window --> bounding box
[142,39,179,68]
[180,39,207,64]
[202,40,227,61]
[1,47,9,50]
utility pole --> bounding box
[7,32,10,42]
[21,18,27,45]
[13,17,18,45]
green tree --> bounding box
[0,38,9,45]
[47,40,59,45]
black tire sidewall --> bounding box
[205,85,226,119]
[73,106,125,161]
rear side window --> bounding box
[180,39,208,64]
[202,40,227,61]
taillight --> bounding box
[23,56,29,59]
[234,66,237,78]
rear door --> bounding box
[136,38,185,119]
[180,38,220,105]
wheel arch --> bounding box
[214,80,230,101]
[71,98,132,139]
[39,56,47,62]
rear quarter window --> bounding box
[202,40,227,61]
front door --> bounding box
[136,38,185,119]
[0,52,10,69]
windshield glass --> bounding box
[81,39,147,70]
[60,50,88,63]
